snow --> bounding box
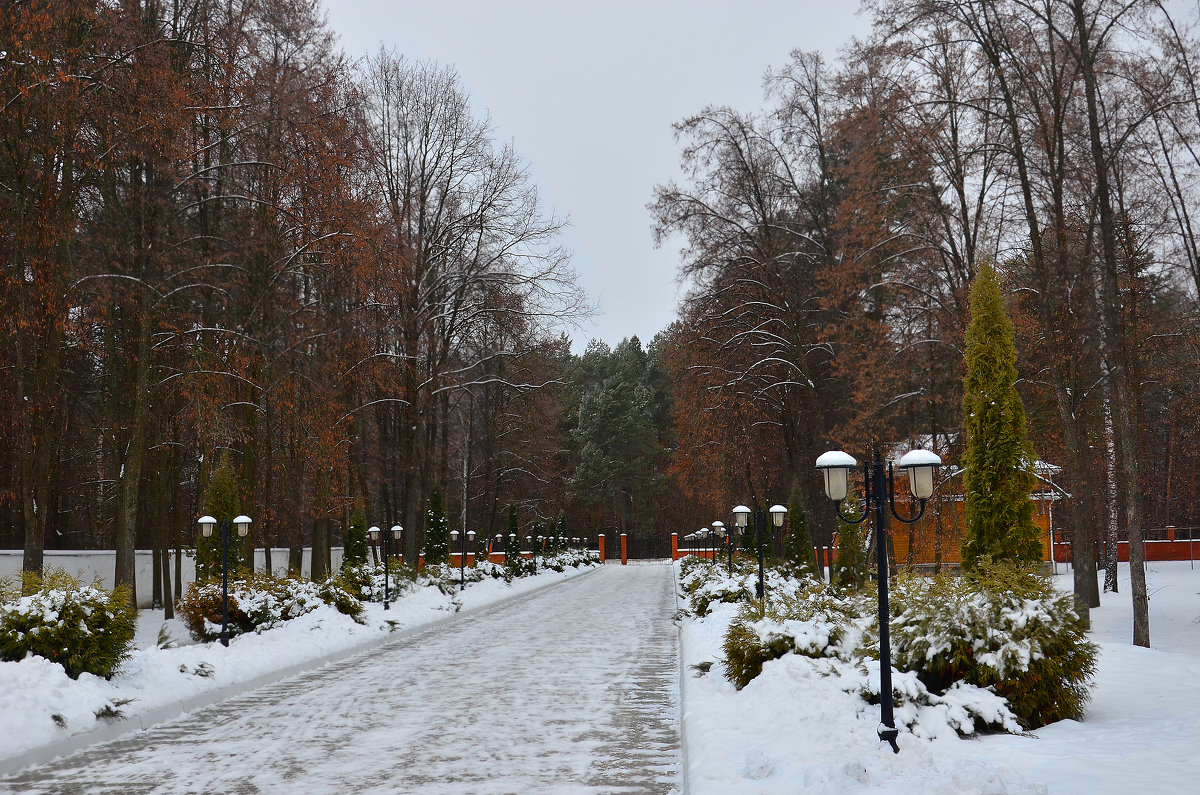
[679,560,1200,793]
[815,450,858,469]
[2,559,1198,793]
[1,563,678,794]
[897,449,942,467]
[0,563,597,774]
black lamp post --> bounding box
[368,524,403,609]
[712,520,730,573]
[197,513,251,647]
[449,526,477,590]
[731,504,786,602]
[816,447,941,754]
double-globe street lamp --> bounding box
[449,526,477,590]
[367,524,403,609]
[731,504,787,600]
[711,520,731,573]
[815,447,941,754]
[197,513,252,647]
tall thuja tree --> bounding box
[783,481,820,578]
[342,495,368,571]
[425,486,450,565]
[832,501,867,590]
[960,262,1042,569]
[198,453,245,580]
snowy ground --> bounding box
[0,563,680,793]
[679,560,1200,794]
[0,563,600,776]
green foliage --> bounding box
[568,337,667,543]
[832,503,868,591]
[678,555,757,616]
[723,618,794,690]
[424,485,450,565]
[961,262,1042,569]
[197,452,248,579]
[504,503,525,572]
[0,569,136,679]
[342,495,368,570]
[783,481,819,577]
[178,572,364,643]
[890,561,1096,728]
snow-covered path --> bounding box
[2,564,681,794]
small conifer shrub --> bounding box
[890,561,1096,728]
[0,569,136,679]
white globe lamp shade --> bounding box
[898,449,942,500]
[816,450,858,502]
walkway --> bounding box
[2,564,681,794]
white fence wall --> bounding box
[0,548,345,608]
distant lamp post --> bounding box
[368,524,403,609]
[816,447,941,754]
[731,504,785,601]
[449,526,477,590]
[712,520,729,572]
[198,513,251,647]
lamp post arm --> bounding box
[834,500,870,525]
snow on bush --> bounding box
[339,562,417,603]
[0,569,137,679]
[695,561,1031,737]
[178,572,363,643]
[890,561,1096,728]
[677,555,798,617]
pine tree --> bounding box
[783,481,819,578]
[342,495,368,571]
[961,262,1043,569]
[198,453,244,580]
[833,502,868,590]
[425,486,450,565]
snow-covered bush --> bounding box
[541,548,599,572]
[0,569,136,679]
[420,562,499,594]
[179,572,363,643]
[719,574,1023,736]
[679,557,757,616]
[890,562,1096,728]
[339,562,416,603]
[723,582,869,688]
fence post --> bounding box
[620,533,628,565]
[598,534,606,564]
[671,532,678,561]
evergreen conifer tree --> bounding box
[425,486,450,565]
[961,262,1043,569]
[783,481,819,578]
[506,502,521,570]
[198,453,244,580]
[832,502,868,590]
[342,495,368,571]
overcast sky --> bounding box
[320,1,870,352]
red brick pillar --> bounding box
[598,534,606,564]
[620,533,628,565]
[671,532,678,561]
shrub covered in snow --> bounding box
[179,572,363,643]
[339,562,416,603]
[722,582,869,689]
[890,561,1096,728]
[0,569,136,679]
[719,578,1023,736]
[679,556,758,617]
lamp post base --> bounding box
[878,726,899,754]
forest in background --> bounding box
[3,1,1200,616]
